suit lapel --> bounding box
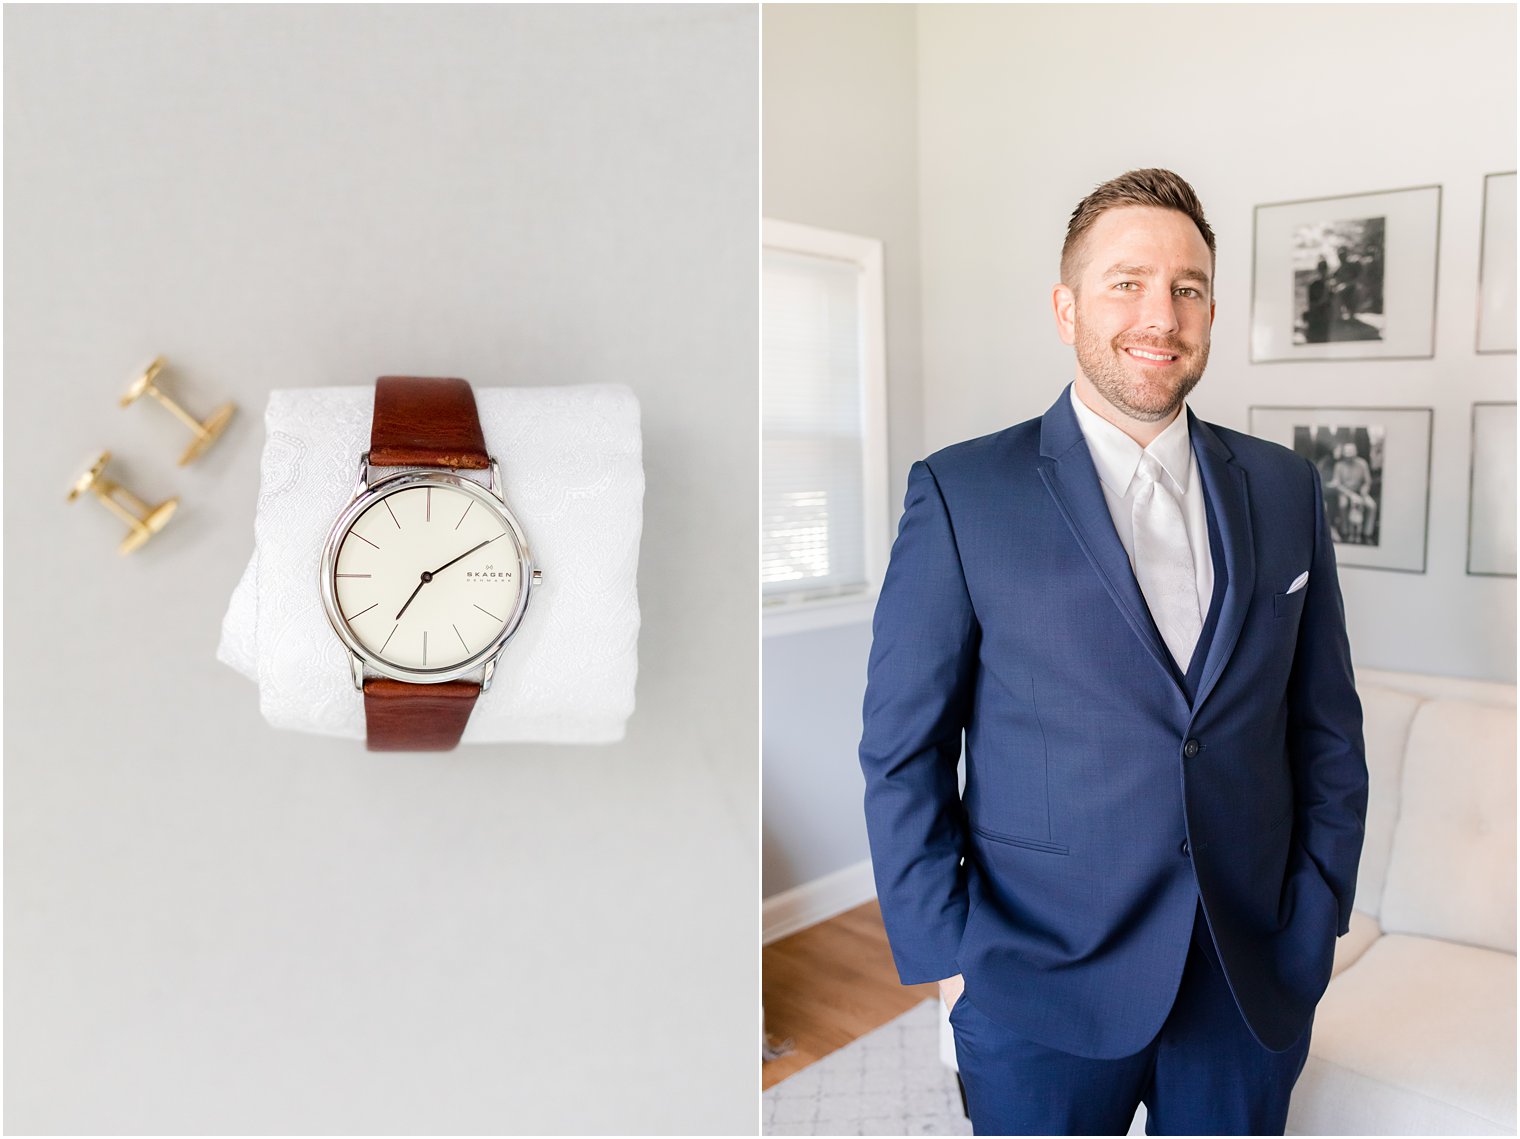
[1036,386,1257,711]
[1188,412,1255,713]
[1037,386,1178,687]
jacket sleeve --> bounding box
[1286,458,1370,937]
[859,460,980,983]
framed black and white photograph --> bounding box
[1251,185,1441,362]
[1468,403,1516,576]
[1249,406,1433,573]
[1477,172,1516,354]
[1293,217,1385,347]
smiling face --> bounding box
[1053,205,1216,427]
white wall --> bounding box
[764,3,926,508]
[762,4,924,898]
[917,3,1517,682]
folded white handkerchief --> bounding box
[1287,571,1309,594]
[217,384,642,744]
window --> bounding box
[762,219,888,627]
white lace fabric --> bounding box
[217,384,643,744]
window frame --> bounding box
[761,218,890,637]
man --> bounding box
[859,169,1366,1136]
[1330,243,1362,326]
[1303,256,1332,344]
[1328,440,1377,544]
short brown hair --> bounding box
[1060,168,1216,289]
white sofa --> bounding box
[938,667,1517,1136]
[1287,667,1516,1135]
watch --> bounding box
[320,376,541,751]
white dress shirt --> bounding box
[1068,384,1215,629]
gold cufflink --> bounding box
[121,355,236,466]
[67,450,179,555]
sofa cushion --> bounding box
[1354,668,1517,707]
[1287,934,1516,1135]
[1330,908,1380,979]
[1380,699,1516,952]
[1352,685,1424,918]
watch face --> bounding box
[330,482,524,672]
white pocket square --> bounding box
[1287,571,1309,594]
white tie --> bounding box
[1131,452,1202,672]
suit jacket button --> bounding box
[1183,738,1200,758]
[1181,840,1190,856]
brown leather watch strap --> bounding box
[369,376,489,470]
[363,677,481,751]
[361,376,489,750]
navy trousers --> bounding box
[949,903,1312,1136]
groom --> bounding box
[858,169,1366,1135]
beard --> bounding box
[1073,317,1209,423]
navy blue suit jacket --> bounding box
[859,384,1367,1058]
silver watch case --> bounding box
[319,454,537,691]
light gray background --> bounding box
[763,3,1516,900]
[6,5,757,1134]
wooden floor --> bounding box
[761,899,940,1090]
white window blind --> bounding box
[762,221,887,608]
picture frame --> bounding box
[1467,402,1516,577]
[1249,406,1433,573]
[1250,185,1441,363]
[1477,172,1517,354]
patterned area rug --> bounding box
[763,1000,973,1136]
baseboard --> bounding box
[763,858,877,944]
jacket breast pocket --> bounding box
[1273,588,1307,621]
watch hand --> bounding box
[395,573,430,620]
[429,538,491,577]
[393,539,494,620]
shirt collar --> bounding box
[1068,383,1193,498]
